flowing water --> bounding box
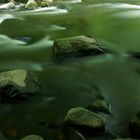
[0,0,140,139]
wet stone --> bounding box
[25,0,38,9]
[40,0,53,7]
[21,135,44,140]
[86,99,111,114]
[53,35,110,60]
[64,128,86,140]
[129,110,140,138]
[64,107,105,135]
[0,69,41,101]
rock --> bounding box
[0,69,41,100]
[53,35,109,60]
[64,107,105,134]
[129,110,140,138]
[25,0,38,10]
[64,128,86,140]
[40,0,53,7]
[21,135,44,140]
[86,99,111,114]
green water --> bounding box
[0,0,140,139]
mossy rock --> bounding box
[53,35,110,61]
[64,107,105,135]
[86,99,111,114]
[0,69,41,101]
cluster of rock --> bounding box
[25,0,53,10]
[63,99,114,140]
[63,100,140,140]
[0,35,140,139]
[47,35,140,139]
[0,0,53,10]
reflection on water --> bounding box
[0,0,140,139]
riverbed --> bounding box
[0,0,140,139]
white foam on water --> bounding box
[33,6,68,14]
[49,24,66,31]
[113,10,140,18]
[110,3,140,9]
[20,6,68,15]
[0,35,26,46]
[63,0,82,4]
[0,14,15,24]
[90,3,140,9]
[0,2,15,10]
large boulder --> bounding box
[64,107,105,134]
[53,35,109,60]
[0,69,41,100]
[21,135,44,140]
[129,110,140,138]
[86,99,111,114]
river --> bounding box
[0,0,140,139]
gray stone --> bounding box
[53,35,108,60]
[86,99,111,114]
[0,69,41,100]
[129,110,140,138]
[64,107,105,133]
[21,135,44,140]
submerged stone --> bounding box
[65,128,86,140]
[64,107,105,134]
[86,99,111,114]
[21,135,43,140]
[53,35,109,60]
[129,110,140,138]
[0,69,41,100]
